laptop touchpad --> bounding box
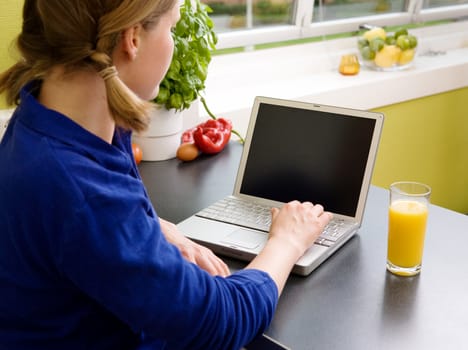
[221,229,267,250]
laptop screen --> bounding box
[239,101,378,217]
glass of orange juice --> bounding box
[387,181,431,276]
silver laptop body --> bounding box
[177,96,384,276]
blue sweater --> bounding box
[0,84,278,350]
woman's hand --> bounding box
[269,201,332,257]
[159,218,230,277]
[246,201,332,295]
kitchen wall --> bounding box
[373,87,468,214]
[0,0,22,108]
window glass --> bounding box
[423,0,468,9]
[204,0,294,33]
[208,0,468,49]
[312,0,407,22]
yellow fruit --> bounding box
[374,45,401,68]
[398,49,415,65]
[363,27,387,41]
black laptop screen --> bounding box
[239,102,377,217]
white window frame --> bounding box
[215,0,468,50]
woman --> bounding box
[0,0,332,349]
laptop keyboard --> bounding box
[196,197,354,247]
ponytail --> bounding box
[99,65,153,132]
[89,49,154,132]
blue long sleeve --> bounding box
[0,84,278,349]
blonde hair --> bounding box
[0,0,177,132]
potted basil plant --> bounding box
[154,0,217,111]
[134,0,217,161]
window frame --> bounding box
[214,0,468,50]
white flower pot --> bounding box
[133,107,183,161]
[138,106,183,138]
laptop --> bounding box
[177,96,384,276]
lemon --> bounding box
[363,27,387,41]
[398,49,415,65]
[374,45,401,68]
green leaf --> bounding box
[155,87,170,104]
[154,0,217,111]
[169,93,183,110]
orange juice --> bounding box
[387,200,428,270]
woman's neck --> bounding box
[38,66,116,143]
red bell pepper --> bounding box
[180,118,233,155]
[181,128,196,144]
[193,118,232,154]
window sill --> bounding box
[203,21,468,136]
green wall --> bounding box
[372,87,468,214]
[0,0,22,108]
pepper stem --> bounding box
[200,97,217,121]
[200,97,245,144]
[230,129,244,143]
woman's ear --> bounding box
[120,24,143,61]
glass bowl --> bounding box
[357,27,418,72]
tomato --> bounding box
[132,143,143,164]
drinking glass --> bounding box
[387,181,431,276]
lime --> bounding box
[396,35,411,50]
[360,46,375,60]
[408,35,418,49]
[385,35,396,45]
[358,38,369,49]
[370,38,385,52]
[394,27,408,39]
